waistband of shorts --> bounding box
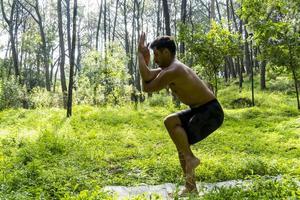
[190,99,218,110]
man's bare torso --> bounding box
[164,60,216,107]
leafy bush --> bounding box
[0,77,26,110]
[28,87,62,109]
[146,91,173,107]
[77,43,132,106]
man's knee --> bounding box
[164,114,180,130]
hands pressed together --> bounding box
[138,32,150,65]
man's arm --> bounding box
[138,32,162,82]
[138,52,161,82]
[142,69,176,93]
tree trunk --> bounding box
[210,0,216,23]
[134,0,142,94]
[123,0,132,86]
[226,0,231,31]
[76,19,82,75]
[67,0,77,117]
[215,0,222,26]
[289,45,300,110]
[179,0,187,56]
[230,0,238,31]
[162,0,171,35]
[1,0,20,80]
[156,0,161,36]
[104,0,107,63]
[260,60,266,90]
[244,28,251,76]
[292,69,300,110]
[224,63,228,82]
[58,0,68,108]
[96,0,103,51]
[250,39,255,106]
[66,0,72,56]
[35,1,51,91]
[112,0,120,42]
[236,57,243,90]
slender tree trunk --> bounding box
[112,0,119,42]
[289,45,300,109]
[230,0,238,31]
[226,0,231,31]
[123,0,132,85]
[224,63,228,82]
[96,0,103,51]
[250,39,255,106]
[244,28,251,76]
[58,0,68,108]
[156,0,161,36]
[260,60,266,90]
[104,0,107,63]
[236,57,243,90]
[179,0,186,57]
[130,0,138,102]
[134,0,142,94]
[292,69,300,110]
[36,4,51,91]
[215,0,222,26]
[76,20,82,74]
[162,0,171,35]
[53,65,59,92]
[210,0,216,23]
[66,0,72,55]
[67,0,78,117]
[1,0,20,80]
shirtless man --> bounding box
[137,33,224,194]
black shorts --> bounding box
[177,99,224,145]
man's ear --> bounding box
[163,49,171,57]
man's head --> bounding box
[150,36,176,68]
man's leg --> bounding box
[164,113,200,192]
[178,151,186,176]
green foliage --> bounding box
[28,87,62,108]
[178,22,241,93]
[240,0,300,72]
[201,176,300,200]
[78,43,131,105]
[0,58,10,79]
[145,91,173,108]
[0,77,26,110]
[0,79,299,199]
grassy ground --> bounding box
[0,79,299,199]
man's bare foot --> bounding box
[185,171,197,193]
[185,156,200,175]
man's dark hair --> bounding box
[150,36,176,57]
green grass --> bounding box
[0,80,299,199]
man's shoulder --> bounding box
[165,61,186,72]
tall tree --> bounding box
[1,0,20,81]
[179,0,187,56]
[162,0,171,35]
[67,0,78,117]
[210,0,216,23]
[57,0,67,108]
[112,0,119,42]
[95,0,103,51]
[156,0,161,36]
[18,0,52,91]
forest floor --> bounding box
[0,78,299,199]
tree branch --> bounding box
[16,0,39,23]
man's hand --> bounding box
[138,32,150,65]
